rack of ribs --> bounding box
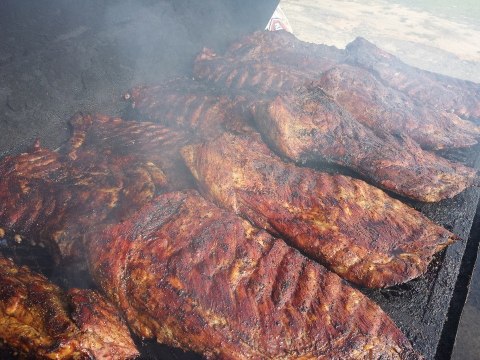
[87,190,422,359]
[194,31,480,151]
[346,37,480,120]
[0,113,191,263]
[251,84,478,202]
[124,79,254,139]
[223,30,345,75]
[317,64,480,150]
[0,256,138,359]
[181,133,457,288]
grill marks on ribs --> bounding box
[0,256,138,359]
[251,84,478,202]
[318,64,480,150]
[346,37,480,120]
[181,133,457,288]
[87,190,421,359]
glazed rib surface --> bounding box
[88,190,421,359]
[0,256,137,359]
[318,64,480,150]
[181,134,457,288]
[251,84,477,202]
[0,113,188,262]
[346,37,480,120]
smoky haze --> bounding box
[0,0,278,156]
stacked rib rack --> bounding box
[1,30,480,359]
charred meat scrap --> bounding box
[87,190,422,359]
[0,256,138,359]
[345,37,480,120]
[181,133,458,289]
[251,84,478,202]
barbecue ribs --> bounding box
[0,113,191,263]
[87,190,422,359]
[346,37,480,120]
[181,133,457,288]
[0,256,137,359]
[318,64,480,150]
[251,84,478,202]
[227,30,344,75]
[124,79,253,139]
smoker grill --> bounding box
[0,1,479,359]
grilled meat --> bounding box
[193,30,344,94]
[346,37,480,120]
[318,64,480,150]
[0,113,191,262]
[125,79,253,139]
[195,32,480,151]
[181,133,457,288]
[88,190,422,359]
[0,256,137,359]
[66,113,194,191]
[251,84,478,202]
[223,30,345,75]
[194,47,311,95]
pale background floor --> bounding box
[279,0,480,358]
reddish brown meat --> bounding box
[65,113,194,191]
[346,37,480,120]
[181,133,457,288]
[193,30,343,94]
[195,39,479,151]
[318,64,480,150]
[194,47,310,95]
[252,84,478,202]
[124,79,253,139]
[0,113,191,263]
[88,190,422,359]
[0,256,137,359]
[224,30,345,74]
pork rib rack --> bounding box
[194,30,480,151]
[181,133,457,288]
[0,113,193,264]
[87,190,422,359]
[251,84,478,202]
[0,256,137,359]
[346,37,480,120]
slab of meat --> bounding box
[0,113,191,263]
[124,79,253,139]
[223,30,345,75]
[66,112,194,191]
[251,84,478,202]
[194,48,479,152]
[0,256,138,359]
[346,37,480,120]
[87,190,421,359]
[194,47,309,95]
[318,64,480,150]
[194,29,343,94]
[181,133,457,288]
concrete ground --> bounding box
[280,1,480,358]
